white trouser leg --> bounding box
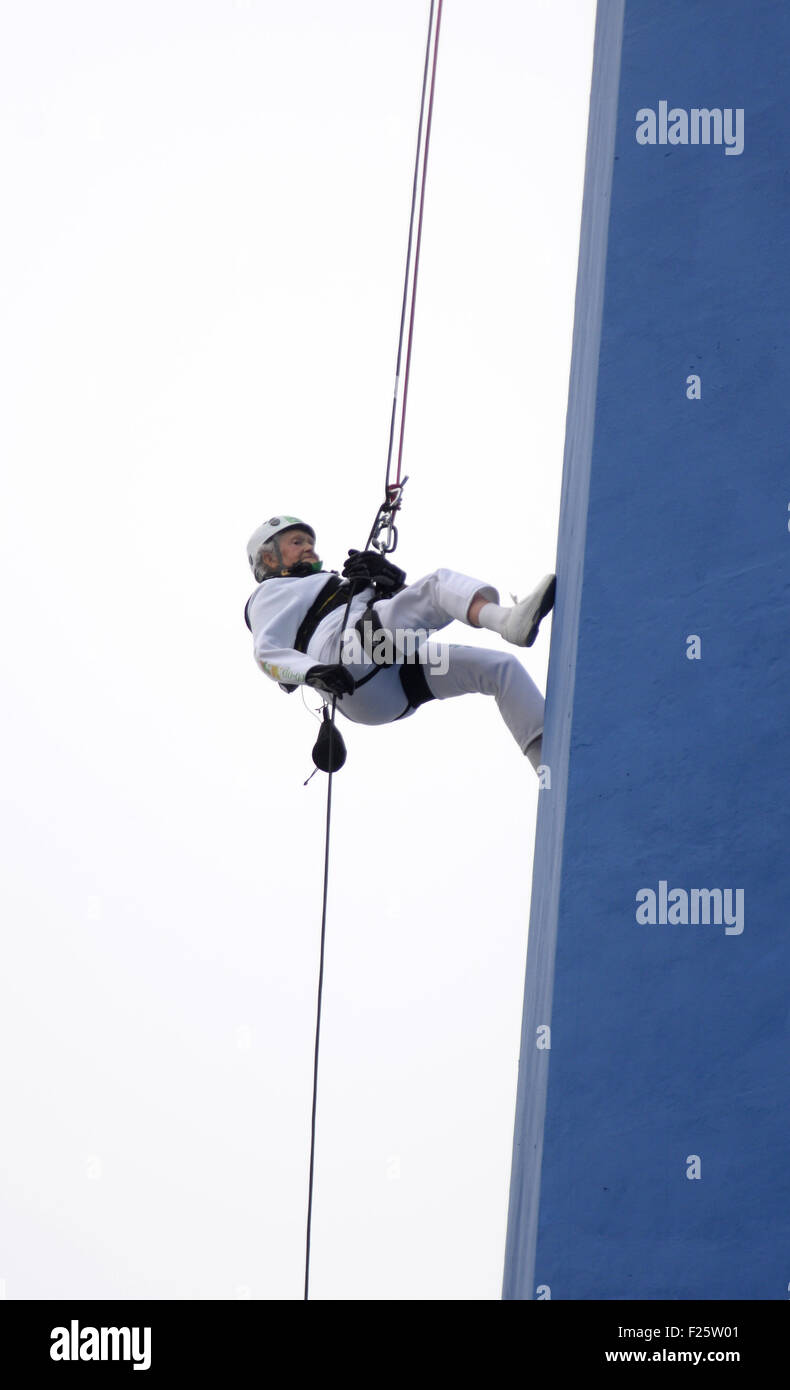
[371,569,499,640]
[308,570,542,741]
[308,568,497,671]
[420,642,544,752]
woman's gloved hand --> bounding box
[342,549,406,595]
[305,663,355,698]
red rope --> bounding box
[395,0,444,488]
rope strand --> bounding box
[395,0,443,490]
[383,0,437,500]
[303,0,444,1301]
[304,694,336,1300]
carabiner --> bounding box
[372,477,408,555]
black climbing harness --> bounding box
[294,574,353,655]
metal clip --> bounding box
[372,477,408,554]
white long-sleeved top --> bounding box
[245,571,371,691]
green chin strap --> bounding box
[276,558,323,578]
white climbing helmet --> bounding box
[246,515,317,582]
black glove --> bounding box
[305,663,355,699]
[342,549,406,596]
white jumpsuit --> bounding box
[246,568,544,753]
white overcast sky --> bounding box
[1,0,595,1300]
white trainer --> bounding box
[502,574,556,648]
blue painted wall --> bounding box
[504,0,790,1300]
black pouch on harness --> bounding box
[311,707,347,773]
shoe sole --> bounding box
[524,574,556,648]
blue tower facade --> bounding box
[504,0,790,1300]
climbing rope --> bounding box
[303,0,444,1301]
[303,698,336,1300]
[370,0,444,556]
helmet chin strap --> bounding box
[286,560,324,577]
